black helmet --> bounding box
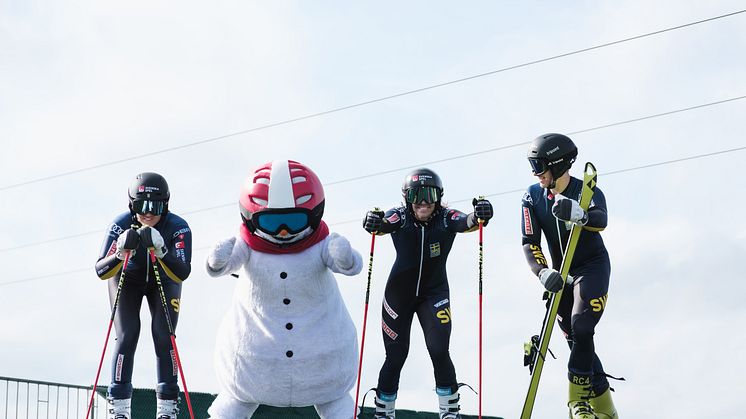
[402,168,443,205]
[128,172,170,215]
[527,133,577,180]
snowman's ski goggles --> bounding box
[253,210,311,235]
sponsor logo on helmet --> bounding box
[138,185,145,192]
[410,174,434,183]
[546,146,561,155]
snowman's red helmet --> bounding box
[239,160,325,242]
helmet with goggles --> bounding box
[239,160,325,240]
[402,168,443,205]
[527,133,577,183]
[128,172,170,216]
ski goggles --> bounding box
[528,158,549,175]
[253,210,310,235]
[132,199,166,216]
[405,186,441,204]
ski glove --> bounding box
[139,226,168,258]
[115,228,139,260]
[363,210,385,233]
[539,268,565,293]
[472,198,493,221]
[551,195,588,225]
[207,237,236,272]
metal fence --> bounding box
[0,376,105,419]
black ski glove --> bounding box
[472,198,493,222]
[115,228,140,260]
[139,226,168,258]
[363,210,385,233]
[551,195,588,226]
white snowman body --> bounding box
[208,232,362,407]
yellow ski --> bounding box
[520,162,598,419]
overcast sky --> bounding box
[1,1,745,418]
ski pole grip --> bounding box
[476,195,485,224]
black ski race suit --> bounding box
[95,211,192,400]
[521,176,612,395]
[375,205,481,395]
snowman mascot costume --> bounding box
[206,160,363,419]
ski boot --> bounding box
[568,376,597,419]
[374,390,396,419]
[589,388,618,419]
[437,386,461,419]
[156,397,180,419]
[106,397,131,419]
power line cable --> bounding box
[1,94,743,253]
[1,10,743,192]
[2,144,744,287]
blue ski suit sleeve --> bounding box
[442,208,480,233]
[154,215,192,283]
[521,187,549,276]
[94,214,131,280]
[583,187,608,232]
[375,207,406,235]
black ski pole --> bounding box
[148,248,195,419]
[86,251,131,419]
[478,216,484,419]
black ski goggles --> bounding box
[405,186,441,204]
[253,210,311,235]
[132,199,166,216]
[528,158,549,175]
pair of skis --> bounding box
[520,162,598,419]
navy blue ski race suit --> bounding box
[94,211,192,400]
[521,176,612,395]
[374,205,482,395]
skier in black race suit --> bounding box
[521,133,618,419]
[362,168,493,419]
[94,172,192,419]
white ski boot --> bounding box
[156,398,179,419]
[437,390,461,419]
[107,398,131,419]
[374,391,396,419]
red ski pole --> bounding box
[149,249,195,419]
[86,252,130,419]
[353,229,377,418]
[478,219,484,419]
